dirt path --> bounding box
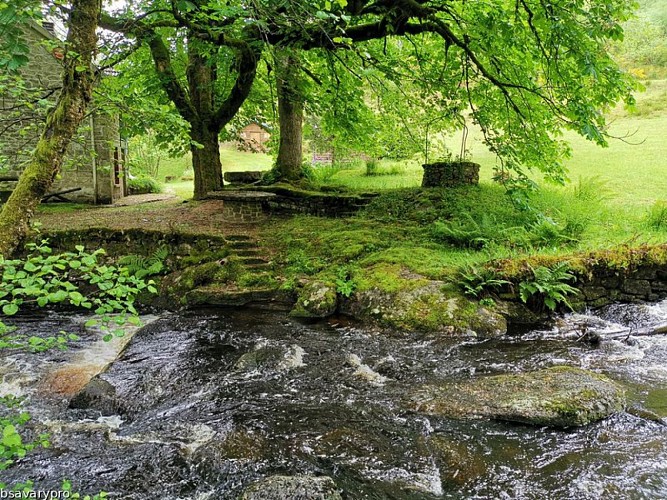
[36,197,271,239]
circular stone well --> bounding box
[422,161,480,188]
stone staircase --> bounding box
[184,234,292,309]
[224,234,272,271]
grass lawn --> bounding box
[319,80,667,210]
[159,145,273,199]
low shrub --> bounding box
[127,174,162,195]
[645,200,667,230]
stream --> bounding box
[2,300,667,499]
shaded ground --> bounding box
[36,196,267,239]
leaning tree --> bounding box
[0,0,102,256]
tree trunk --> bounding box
[275,49,305,182]
[191,121,223,199]
[0,0,101,257]
[187,37,223,199]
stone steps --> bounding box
[185,285,292,309]
[224,234,272,270]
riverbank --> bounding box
[32,182,667,335]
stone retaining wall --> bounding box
[265,192,377,217]
[575,265,667,307]
[493,246,667,311]
[41,229,228,267]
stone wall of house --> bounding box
[0,24,61,171]
[0,23,125,204]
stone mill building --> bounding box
[0,21,126,204]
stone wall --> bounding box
[263,191,377,217]
[575,265,667,307]
[41,228,228,266]
[422,161,480,188]
[493,246,667,312]
[0,22,125,204]
[208,187,378,218]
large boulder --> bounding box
[291,280,338,319]
[342,280,507,338]
[239,475,342,500]
[69,377,123,416]
[408,366,625,427]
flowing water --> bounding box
[2,301,667,499]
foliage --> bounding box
[519,263,579,311]
[0,0,42,73]
[117,246,168,279]
[96,0,638,196]
[0,396,49,475]
[458,265,510,299]
[645,201,667,230]
[128,131,164,178]
[334,266,357,298]
[365,158,379,176]
[127,174,162,195]
[1,240,158,346]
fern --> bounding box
[118,246,169,278]
[458,265,510,298]
[519,262,579,311]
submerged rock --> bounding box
[291,280,338,318]
[69,377,123,416]
[233,341,306,373]
[239,475,342,500]
[427,434,487,486]
[408,366,626,427]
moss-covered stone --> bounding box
[342,276,507,337]
[408,366,626,427]
[291,280,338,318]
[160,261,222,304]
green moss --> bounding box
[291,280,338,318]
[178,261,221,290]
[355,263,428,294]
[178,247,230,268]
[401,292,479,332]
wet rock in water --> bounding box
[192,428,268,482]
[233,341,306,373]
[346,354,388,386]
[427,434,487,486]
[239,475,342,500]
[408,366,626,427]
[291,280,338,318]
[69,377,123,416]
[652,323,667,335]
[495,300,546,325]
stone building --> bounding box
[238,121,271,152]
[0,21,126,204]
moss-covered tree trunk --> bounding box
[191,121,223,198]
[274,49,305,182]
[0,0,101,257]
[187,38,223,198]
